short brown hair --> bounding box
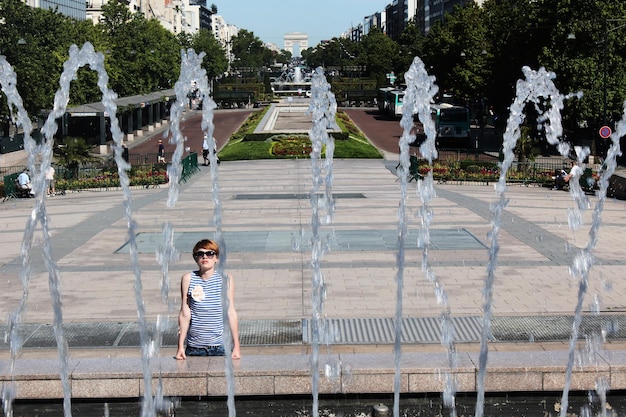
[192,239,219,256]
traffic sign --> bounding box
[599,125,612,139]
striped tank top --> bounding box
[186,271,224,348]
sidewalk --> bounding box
[2,155,626,400]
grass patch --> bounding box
[218,109,382,161]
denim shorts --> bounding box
[185,345,225,357]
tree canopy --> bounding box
[1,0,626,136]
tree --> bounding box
[481,0,545,119]
[357,28,399,78]
[99,0,180,96]
[538,0,626,131]
[421,4,490,106]
[191,29,228,79]
[0,0,80,117]
[396,22,426,75]
[230,29,265,70]
[53,137,99,179]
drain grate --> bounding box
[303,317,483,344]
[233,193,366,200]
[2,316,625,349]
[491,315,626,342]
[0,320,303,349]
[239,319,302,345]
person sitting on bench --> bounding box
[554,161,582,190]
[17,169,34,197]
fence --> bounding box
[1,152,201,198]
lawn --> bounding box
[218,109,383,161]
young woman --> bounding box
[175,239,241,359]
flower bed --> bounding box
[269,134,316,158]
[416,162,555,185]
[56,167,168,191]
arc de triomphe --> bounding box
[283,32,308,56]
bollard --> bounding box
[372,403,390,416]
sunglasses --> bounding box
[193,250,217,259]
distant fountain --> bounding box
[271,66,311,96]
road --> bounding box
[125,105,500,162]
[126,108,253,160]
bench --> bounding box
[579,167,596,194]
[3,173,30,201]
[395,155,424,182]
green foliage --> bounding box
[53,137,99,179]
[0,0,182,120]
[303,37,359,68]
[357,28,400,78]
[218,109,382,161]
[191,29,228,79]
[230,29,266,69]
[55,166,168,191]
[98,2,180,96]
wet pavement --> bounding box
[2,103,626,409]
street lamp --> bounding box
[600,19,626,126]
[570,18,626,127]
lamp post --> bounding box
[568,18,626,156]
[601,19,626,127]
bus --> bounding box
[377,88,404,118]
[430,103,470,147]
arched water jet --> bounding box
[558,102,624,417]
[475,66,585,417]
[396,57,457,417]
[0,42,159,417]
[0,44,228,417]
[307,66,337,417]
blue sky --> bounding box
[214,0,387,48]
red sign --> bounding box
[599,125,612,139]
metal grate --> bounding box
[233,193,366,200]
[303,317,483,344]
[239,319,302,345]
[2,316,625,349]
[491,315,626,342]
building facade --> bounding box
[348,0,476,42]
[85,0,212,34]
[24,0,85,20]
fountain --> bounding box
[2,40,626,417]
[271,65,312,96]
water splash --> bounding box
[156,222,179,310]
[168,48,237,416]
[475,66,580,417]
[399,57,460,417]
[559,101,624,417]
[0,43,227,417]
[307,66,336,417]
[1,51,37,417]
[1,42,158,417]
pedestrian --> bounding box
[157,139,166,163]
[122,144,129,163]
[45,165,56,196]
[202,135,220,166]
[175,239,241,360]
[202,135,210,166]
